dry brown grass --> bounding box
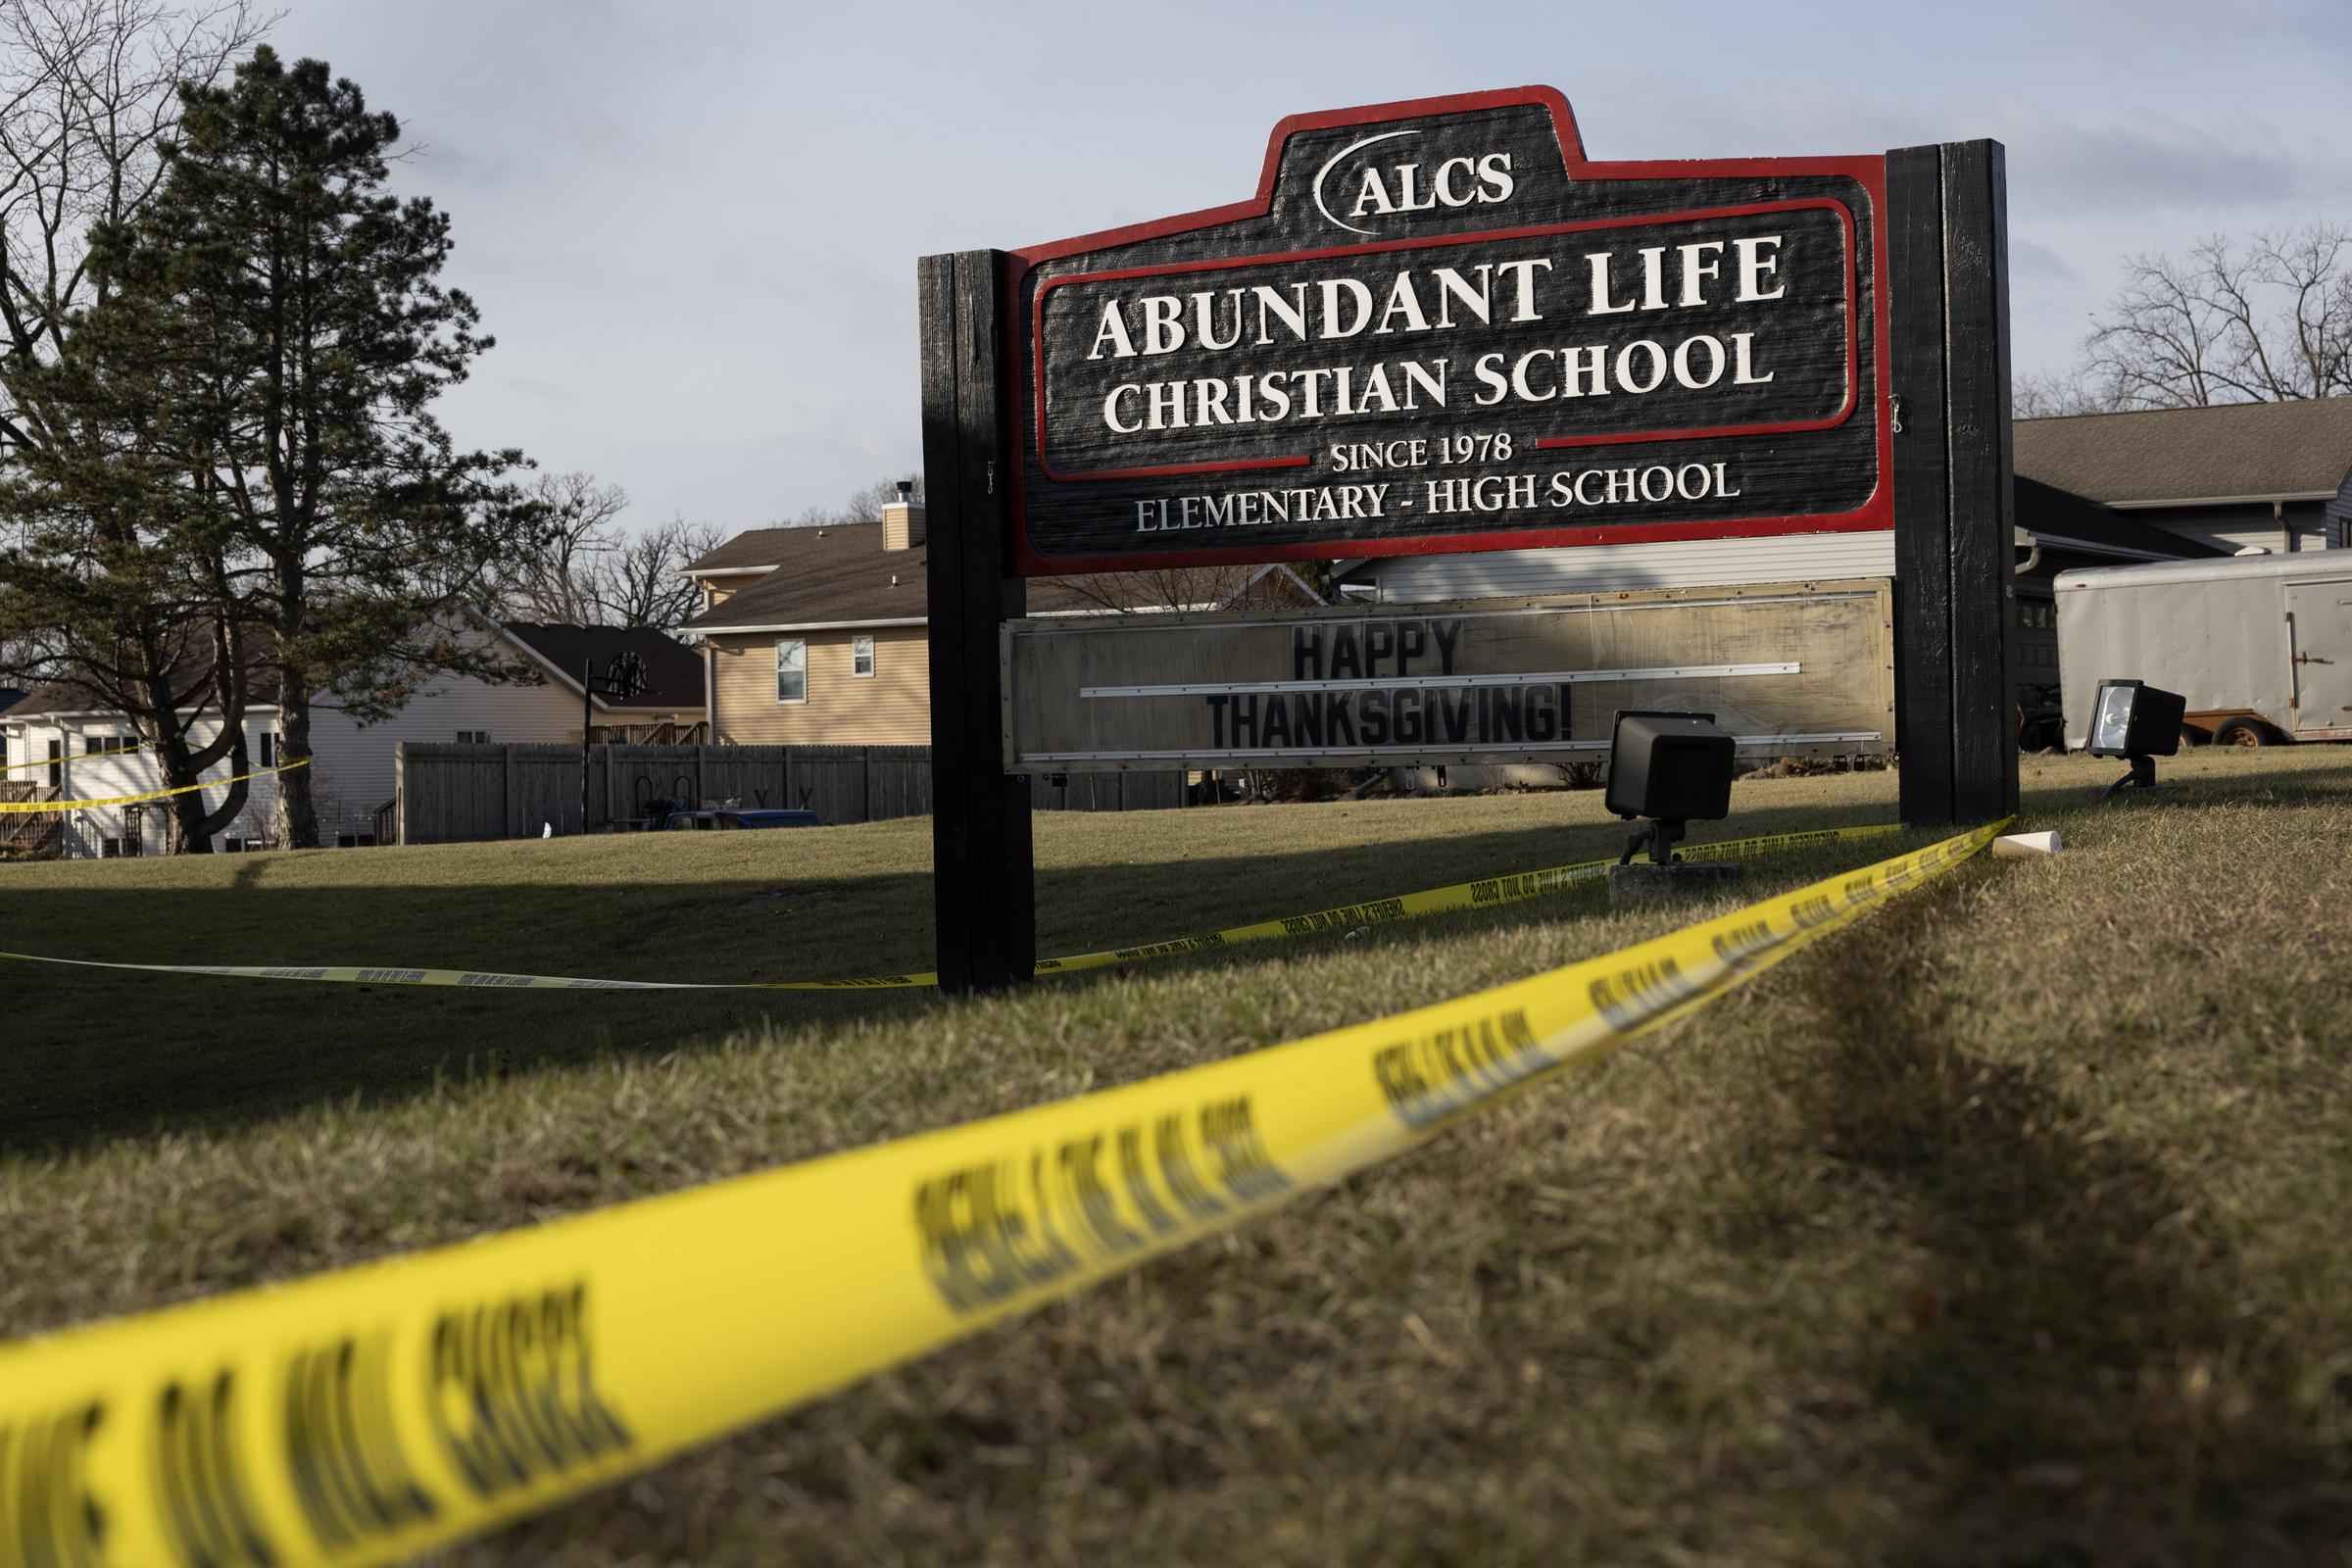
[6,747,2352,1565]
[0,767,1902,1152]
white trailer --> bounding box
[2055,554,2352,749]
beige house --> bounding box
[681,497,1322,746]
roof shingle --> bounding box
[2015,400,2352,506]
[681,522,1184,631]
[683,527,803,573]
[500,623,706,710]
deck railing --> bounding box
[0,782,64,857]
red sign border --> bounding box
[1004,85,1893,578]
[1034,196,1858,482]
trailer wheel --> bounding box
[2212,717,2281,748]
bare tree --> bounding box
[492,470,629,624]
[789,472,921,528]
[1050,562,1267,614]
[0,0,270,853]
[2082,224,2352,408]
[490,470,725,629]
[0,0,270,443]
[2013,368,2125,418]
[593,515,727,628]
[1047,556,1336,616]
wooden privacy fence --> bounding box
[393,743,1189,845]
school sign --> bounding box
[1008,87,1890,573]
[920,86,2017,990]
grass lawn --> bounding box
[4,748,2351,1564]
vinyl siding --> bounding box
[2135,501,2331,556]
[0,716,285,855]
[3,631,699,851]
[1355,532,1898,602]
[308,665,693,839]
[307,671,578,838]
[708,625,930,745]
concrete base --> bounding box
[1607,859,1747,909]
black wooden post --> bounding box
[919,249,1034,992]
[1888,138,2021,827]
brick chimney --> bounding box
[881,479,926,552]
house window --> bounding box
[46,738,60,790]
[85,734,123,757]
[101,837,122,858]
[456,729,491,745]
[852,634,876,678]
[255,730,275,767]
[775,638,807,703]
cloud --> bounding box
[2009,236,2079,286]
[1561,76,2345,218]
[1990,102,2336,216]
[486,373,583,407]
[267,0,2352,529]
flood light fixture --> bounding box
[2086,678,2186,799]
[1607,710,1737,865]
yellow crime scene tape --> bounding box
[0,821,1899,993]
[0,758,310,812]
[0,817,2004,1568]
[0,743,142,772]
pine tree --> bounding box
[88,46,536,847]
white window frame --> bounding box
[455,729,491,745]
[852,634,876,678]
[775,638,808,704]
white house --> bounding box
[2013,400,2352,556]
[0,620,705,857]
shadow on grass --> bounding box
[1772,887,2346,1567]
[2022,755,2352,818]
[15,756,2343,1159]
[1,792,1927,1157]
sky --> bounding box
[278,0,2352,533]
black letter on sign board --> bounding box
[919,249,1035,992]
[1887,138,2020,827]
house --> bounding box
[1333,468,2211,604]
[0,654,280,858]
[1328,468,2214,702]
[2014,399,2352,556]
[2005,476,2228,693]
[1333,401,2352,604]
[0,619,704,857]
[487,623,709,745]
[679,495,1323,745]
